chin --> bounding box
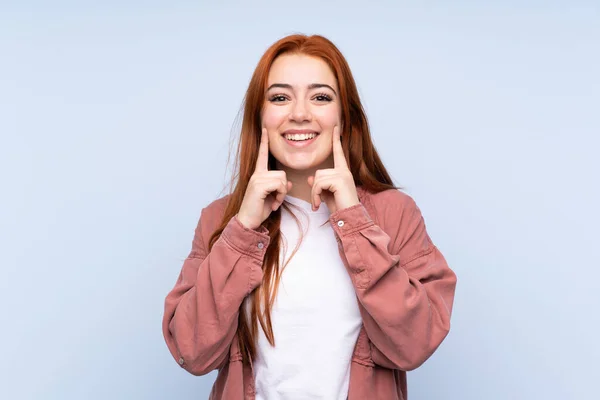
[284,162,316,171]
[275,152,330,172]
[278,157,321,172]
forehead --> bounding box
[267,54,337,88]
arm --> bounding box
[162,208,269,376]
[329,192,457,371]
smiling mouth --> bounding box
[283,132,319,141]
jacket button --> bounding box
[257,242,264,249]
[337,220,344,227]
[178,357,184,365]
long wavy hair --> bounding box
[207,34,399,366]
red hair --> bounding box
[208,34,399,365]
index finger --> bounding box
[332,125,348,170]
[255,128,270,172]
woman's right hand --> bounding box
[237,128,292,230]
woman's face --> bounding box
[261,53,341,172]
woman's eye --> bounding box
[270,95,287,102]
[314,94,332,102]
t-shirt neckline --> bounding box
[283,194,330,214]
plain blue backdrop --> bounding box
[1,1,598,399]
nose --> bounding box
[289,99,312,122]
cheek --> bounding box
[261,105,287,128]
[314,106,341,127]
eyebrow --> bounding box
[266,83,337,95]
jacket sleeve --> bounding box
[329,192,457,371]
[162,208,270,376]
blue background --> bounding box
[1,1,598,399]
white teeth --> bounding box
[284,132,317,141]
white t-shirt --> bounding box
[252,194,363,400]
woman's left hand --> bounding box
[307,125,360,213]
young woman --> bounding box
[162,34,457,400]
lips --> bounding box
[281,129,319,147]
[282,129,319,136]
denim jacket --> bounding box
[162,186,457,399]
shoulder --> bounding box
[199,193,232,229]
[362,187,433,253]
[362,186,427,234]
[190,194,232,252]
[363,187,421,218]
[203,193,231,216]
